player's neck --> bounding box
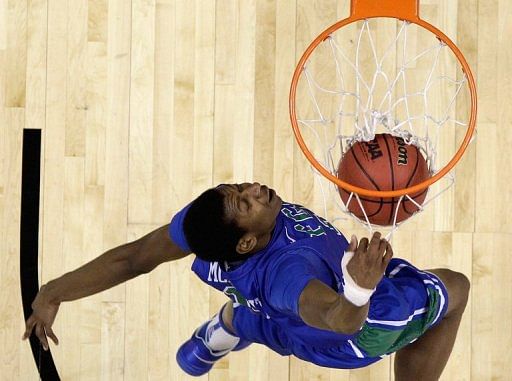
[251,225,276,253]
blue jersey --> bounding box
[169,202,449,369]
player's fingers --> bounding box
[35,323,49,351]
[357,237,369,255]
[378,238,388,256]
[369,231,382,248]
[382,242,394,268]
[22,317,36,340]
[368,232,382,257]
[347,235,358,252]
[45,327,59,346]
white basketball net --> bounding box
[294,19,473,237]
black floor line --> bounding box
[20,129,60,381]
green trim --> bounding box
[356,317,427,356]
[356,286,442,357]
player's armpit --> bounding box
[298,279,369,335]
[129,224,191,274]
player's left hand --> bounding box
[22,285,60,351]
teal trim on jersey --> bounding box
[356,286,441,357]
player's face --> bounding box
[219,183,282,240]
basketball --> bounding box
[337,134,430,225]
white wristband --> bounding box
[340,251,376,307]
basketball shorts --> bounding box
[231,258,449,369]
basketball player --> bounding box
[23,183,469,380]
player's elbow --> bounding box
[328,320,363,335]
[124,240,149,275]
[131,261,152,275]
[128,224,188,275]
[128,245,156,275]
[125,235,158,275]
[324,297,366,335]
[299,280,367,335]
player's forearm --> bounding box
[325,295,369,335]
[43,240,142,304]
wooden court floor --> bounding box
[1,0,511,380]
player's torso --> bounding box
[191,202,351,346]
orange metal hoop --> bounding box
[289,0,477,198]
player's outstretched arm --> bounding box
[298,232,393,334]
[22,224,190,350]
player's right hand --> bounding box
[345,232,393,290]
[22,285,60,351]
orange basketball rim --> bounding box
[289,0,477,198]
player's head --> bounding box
[183,183,282,262]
